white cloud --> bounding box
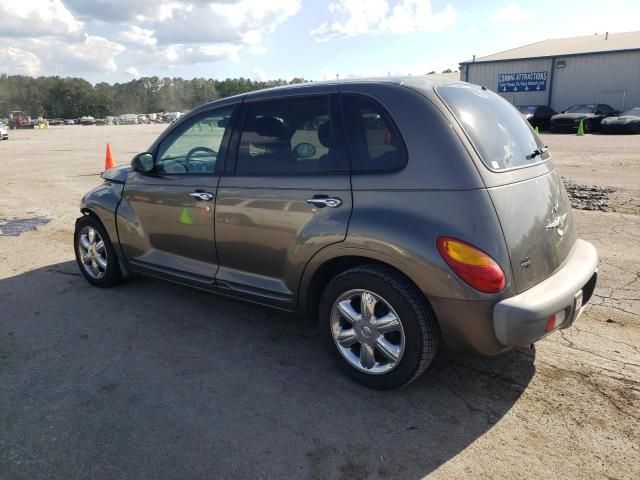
[0,0,83,38]
[311,0,456,41]
[0,46,41,75]
[252,68,268,81]
[47,35,126,74]
[0,0,299,77]
[119,26,157,47]
[488,4,537,23]
[0,35,125,76]
[386,0,456,34]
[163,44,242,65]
[125,66,141,78]
[64,0,162,22]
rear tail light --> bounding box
[436,236,506,293]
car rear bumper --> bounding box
[493,239,598,347]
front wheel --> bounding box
[319,265,439,389]
[74,215,123,287]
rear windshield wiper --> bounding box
[526,147,548,160]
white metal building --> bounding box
[459,31,640,111]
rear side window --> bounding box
[236,95,347,175]
[341,94,407,173]
[436,84,547,171]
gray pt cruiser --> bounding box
[75,77,598,389]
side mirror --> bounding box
[131,152,154,173]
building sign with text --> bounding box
[498,71,547,92]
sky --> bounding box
[0,0,639,84]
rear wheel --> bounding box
[319,265,439,389]
[74,215,123,287]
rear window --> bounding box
[566,105,595,113]
[621,108,640,116]
[436,84,548,171]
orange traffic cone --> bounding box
[105,143,115,170]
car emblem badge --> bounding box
[545,212,567,237]
[520,257,532,270]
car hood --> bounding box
[552,113,597,121]
[602,116,640,124]
[101,165,131,183]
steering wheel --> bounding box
[186,146,216,162]
[185,146,217,173]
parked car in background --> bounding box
[79,116,96,126]
[550,104,617,133]
[0,121,8,140]
[601,107,640,134]
[74,78,598,389]
[517,105,557,130]
[64,119,76,125]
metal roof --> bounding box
[461,30,640,64]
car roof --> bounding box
[193,75,462,112]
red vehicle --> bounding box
[8,111,35,129]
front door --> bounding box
[215,91,352,308]
[117,106,236,284]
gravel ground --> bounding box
[0,126,638,479]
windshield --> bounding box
[517,106,536,113]
[436,84,547,171]
[566,105,595,114]
[621,108,640,117]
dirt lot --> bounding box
[1,126,638,479]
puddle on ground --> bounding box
[0,217,50,236]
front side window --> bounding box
[156,107,234,174]
[236,95,347,175]
[341,94,407,173]
[436,84,548,171]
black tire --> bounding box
[74,215,123,288]
[319,265,439,389]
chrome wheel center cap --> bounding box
[357,323,378,344]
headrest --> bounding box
[245,116,288,151]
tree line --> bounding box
[0,75,309,119]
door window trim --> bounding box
[150,104,240,177]
[227,93,349,177]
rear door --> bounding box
[117,106,236,284]
[215,89,352,308]
[436,83,576,294]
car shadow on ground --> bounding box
[1,261,535,480]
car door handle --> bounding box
[306,196,342,208]
[190,192,215,201]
